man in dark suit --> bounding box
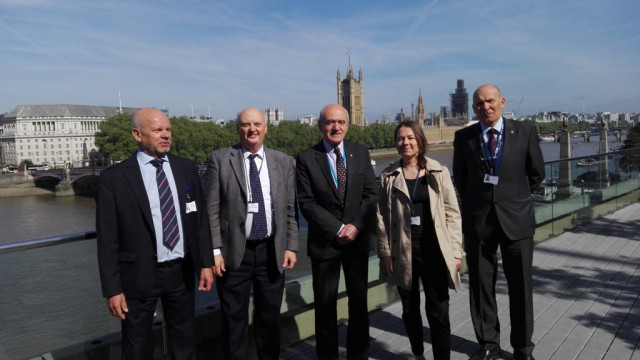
[453,85,544,360]
[296,104,378,360]
[96,108,214,359]
[204,107,298,360]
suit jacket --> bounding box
[203,144,299,272]
[453,119,545,241]
[296,140,378,259]
[96,153,214,300]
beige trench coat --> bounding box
[376,157,464,291]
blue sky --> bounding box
[1,0,639,121]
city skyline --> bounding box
[1,0,639,121]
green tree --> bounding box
[619,122,640,171]
[95,113,137,163]
[19,159,34,169]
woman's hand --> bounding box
[455,258,462,272]
[380,256,394,276]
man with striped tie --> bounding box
[204,107,298,360]
[97,108,214,359]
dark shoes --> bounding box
[472,349,502,359]
[514,355,535,360]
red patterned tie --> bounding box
[488,129,498,158]
[150,159,179,250]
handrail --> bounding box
[0,230,97,255]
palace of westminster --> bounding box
[0,68,636,169]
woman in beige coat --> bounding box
[377,120,464,360]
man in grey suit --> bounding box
[453,84,544,360]
[204,107,299,360]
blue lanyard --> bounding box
[483,125,503,174]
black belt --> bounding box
[246,235,273,246]
[157,258,182,268]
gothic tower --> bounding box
[337,67,365,126]
[415,89,426,126]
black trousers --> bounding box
[216,239,285,360]
[122,261,196,360]
[311,253,369,360]
[466,219,535,358]
[397,239,451,360]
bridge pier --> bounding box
[55,168,75,197]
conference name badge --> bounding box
[185,185,197,213]
[248,203,259,213]
[484,174,499,186]
[186,201,197,213]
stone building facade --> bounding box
[0,104,138,168]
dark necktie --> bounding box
[150,159,179,250]
[334,147,346,207]
[488,128,498,158]
[248,154,267,239]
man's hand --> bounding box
[213,254,226,277]
[107,293,128,320]
[455,258,462,272]
[337,224,359,245]
[380,256,394,277]
[198,267,214,291]
[282,250,297,270]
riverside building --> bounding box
[0,104,138,168]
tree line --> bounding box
[94,113,397,163]
[94,113,640,166]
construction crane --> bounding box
[514,96,524,117]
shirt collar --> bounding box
[137,149,169,165]
[322,139,344,153]
[480,117,504,135]
[242,145,265,159]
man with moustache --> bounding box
[296,104,378,360]
[204,107,298,360]
[96,108,214,359]
[453,85,544,360]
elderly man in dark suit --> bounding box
[96,108,214,359]
[204,107,298,360]
[453,85,544,360]
[296,104,378,360]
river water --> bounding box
[0,136,624,359]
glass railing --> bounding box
[1,148,639,359]
[533,148,640,241]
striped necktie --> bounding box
[150,159,179,250]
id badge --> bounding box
[248,203,259,213]
[484,174,499,185]
[411,216,421,226]
[185,200,197,213]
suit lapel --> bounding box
[229,145,248,199]
[122,155,154,230]
[313,141,340,200]
[344,141,357,201]
[265,147,278,197]
[499,119,516,176]
[167,155,186,215]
